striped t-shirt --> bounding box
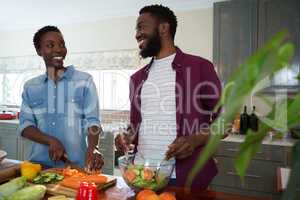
[137,53,177,173]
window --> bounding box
[0,69,136,110]
[0,49,140,110]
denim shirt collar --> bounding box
[41,65,75,82]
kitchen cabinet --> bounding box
[214,0,300,92]
[258,0,300,91]
[0,121,20,160]
[210,135,294,199]
[213,0,258,83]
[99,131,115,175]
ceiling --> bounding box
[0,0,221,31]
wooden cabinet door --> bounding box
[258,0,300,89]
[213,0,258,83]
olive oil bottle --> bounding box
[239,106,249,135]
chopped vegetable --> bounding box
[32,172,64,184]
[62,168,79,177]
[7,185,46,200]
[124,169,137,183]
[60,174,107,189]
[0,176,27,199]
[20,161,42,181]
[47,195,68,200]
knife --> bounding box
[61,154,86,173]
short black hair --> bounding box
[139,4,177,40]
[33,25,61,50]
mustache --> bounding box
[137,34,149,41]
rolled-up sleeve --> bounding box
[83,77,101,131]
[18,86,37,136]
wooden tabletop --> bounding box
[157,187,268,200]
[98,177,268,200]
[1,163,268,200]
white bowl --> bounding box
[0,150,7,163]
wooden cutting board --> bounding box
[37,169,117,197]
[44,175,116,197]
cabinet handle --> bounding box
[227,148,262,154]
[227,148,238,152]
[227,171,262,179]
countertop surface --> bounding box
[0,160,270,200]
[222,134,296,147]
[1,119,297,146]
[0,119,121,133]
[0,119,19,124]
[43,176,269,200]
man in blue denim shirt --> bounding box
[19,26,104,170]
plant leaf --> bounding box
[185,31,295,188]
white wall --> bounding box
[0,8,213,61]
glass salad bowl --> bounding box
[118,153,175,192]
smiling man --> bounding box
[19,26,103,171]
[116,5,222,191]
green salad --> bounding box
[123,164,169,190]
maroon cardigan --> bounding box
[129,47,222,191]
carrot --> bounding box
[84,174,108,184]
[59,174,108,189]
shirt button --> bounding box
[53,109,55,112]
[71,99,75,102]
[52,122,55,126]
[53,96,56,98]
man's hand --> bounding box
[165,136,196,160]
[115,133,134,153]
[85,146,104,173]
[48,137,65,161]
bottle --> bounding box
[232,113,240,134]
[76,182,98,200]
[249,106,259,132]
[239,106,249,135]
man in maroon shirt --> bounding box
[116,5,222,191]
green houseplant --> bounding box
[186,30,300,200]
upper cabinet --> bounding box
[258,0,300,90]
[213,0,258,83]
[214,0,300,92]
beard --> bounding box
[139,28,162,59]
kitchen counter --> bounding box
[222,134,296,147]
[43,176,268,200]
[0,119,19,124]
[1,161,269,200]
